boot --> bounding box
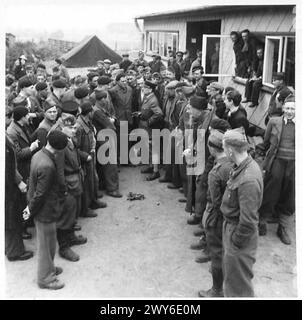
[193,226,205,237]
[195,249,211,263]
[198,267,223,297]
[277,224,291,245]
[190,236,207,250]
[146,171,160,181]
[259,222,267,236]
[141,166,153,174]
[59,247,80,262]
[187,214,201,225]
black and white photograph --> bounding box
[1,0,299,300]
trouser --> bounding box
[195,156,214,218]
[35,219,57,286]
[101,164,119,192]
[259,158,295,228]
[5,228,25,258]
[81,162,96,217]
[223,221,258,297]
[57,193,80,249]
[179,162,188,197]
[245,79,262,105]
[205,217,224,290]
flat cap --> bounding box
[144,80,157,90]
[116,73,126,82]
[208,82,224,92]
[61,100,79,114]
[165,80,179,90]
[122,53,129,57]
[104,59,112,64]
[277,88,292,103]
[44,99,58,111]
[61,114,77,126]
[48,130,68,150]
[210,118,231,133]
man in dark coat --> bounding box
[5,134,33,261]
[27,130,68,290]
[258,95,295,245]
[198,129,233,297]
[92,90,122,198]
[119,53,132,72]
[230,31,244,77]
[76,101,107,216]
[265,72,291,124]
[243,47,264,107]
[221,128,263,297]
[50,107,88,262]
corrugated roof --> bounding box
[135,5,294,20]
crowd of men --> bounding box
[5,44,295,296]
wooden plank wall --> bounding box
[219,7,295,129]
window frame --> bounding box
[146,30,179,58]
[201,34,234,77]
[262,36,283,88]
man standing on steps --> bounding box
[26,130,68,290]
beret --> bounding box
[25,65,34,70]
[52,79,67,88]
[80,101,93,115]
[104,59,112,64]
[210,118,231,133]
[165,80,179,90]
[122,53,129,57]
[116,73,126,82]
[13,96,27,107]
[277,88,292,102]
[47,130,68,150]
[98,76,112,85]
[37,63,46,70]
[74,86,89,99]
[272,72,285,81]
[13,106,28,121]
[44,99,58,111]
[190,95,207,110]
[284,93,295,103]
[181,86,195,96]
[39,91,48,101]
[74,76,86,86]
[95,89,107,100]
[55,58,62,65]
[61,100,79,114]
[192,66,204,74]
[151,72,161,79]
[208,129,225,150]
[176,51,184,55]
[144,80,157,90]
[208,82,224,92]
[18,77,33,89]
[35,82,48,91]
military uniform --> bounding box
[202,157,233,293]
[220,156,263,297]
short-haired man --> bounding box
[120,53,132,72]
[27,130,68,290]
[258,95,295,244]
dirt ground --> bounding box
[5,166,297,299]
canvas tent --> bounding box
[60,35,122,68]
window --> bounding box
[202,34,234,77]
[263,35,295,88]
[147,31,179,57]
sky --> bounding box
[2,0,293,41]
